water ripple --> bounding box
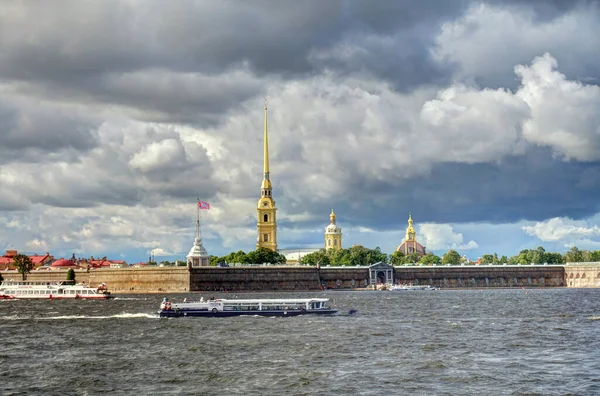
[1,289,600,395]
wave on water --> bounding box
[2,312,158,320]
[113,297,149,301]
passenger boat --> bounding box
[0,280,113,299]
[158,297,339,318]
[389,284,439,291]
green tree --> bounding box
[590,250,600,262]
[405,252,421,264]
[14,254,34,280]
[531,246,546,264]
[499,255,508,264]
[441,250,461,265]
[245,248,287,264]
[419,253,441,265]
[544,252,564,264]
[508,249,532,265]
[66,268,75,282]
[299,249,330,266]
[329,248,351,266]
[564,246,584,263]
[389,251,406,265]
[480,254,494,264]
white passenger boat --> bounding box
[389,284,439,291]
[158,297,339,318]
[0,280,113,299]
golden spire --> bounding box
[261,98,272,190]
[330,209,336,224]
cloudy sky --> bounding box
[2,0,600,262]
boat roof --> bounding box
[212,298,329,304]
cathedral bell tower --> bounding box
[324,209,342,250]
[256,100,278,251]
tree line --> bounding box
[209,247,287,266]
[295,245,600,266]
[299,246,459,266]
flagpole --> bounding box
[196,196,201,240]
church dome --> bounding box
[324,209,341,234]
[51,258,75,267]
[325,224,340,233]
[396,241,426,256]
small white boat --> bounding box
[389,284,439,291]
[158,297,339,318]
[0,280,113,299]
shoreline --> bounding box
[111,286,567,295]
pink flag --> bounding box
[198,201,210,209]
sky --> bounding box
[2,0,600,263]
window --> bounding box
[334,239,337,246]
[328,239,331,246]
[264,214,268,222]
[263,234,268,242]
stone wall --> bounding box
[189,266,322,291]
[188,266,371,291]
[394,265,565,288]
[564,265,600,288]
[0,264,578,293]
[0,267,190,293]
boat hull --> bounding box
[5,294,113,300]
[158,309,339,318]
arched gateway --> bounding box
[369,262,394,287]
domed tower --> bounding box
[396,213,426,257]
[324,209,342,250]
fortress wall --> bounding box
[394,265,565,288]
[318,267,369,289]
[1,267,190,293]
[564,266,600,288]
[189,266,323,291]
[1,265,575,293]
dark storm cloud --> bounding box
[0,0,482,116]
[0,101,99,163]
[299,147,600,231]
[494,0,599,18]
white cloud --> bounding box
[516,54,600,161]
[418,223,479,251]
[433,3,600,87]
[522,217,600,242]
[129,138,187,172]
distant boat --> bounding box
[389,284,439,291]
[158,297,339,318]
[0,280,113,299]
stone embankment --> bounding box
[1,267,190,293]
[2,263,599,293]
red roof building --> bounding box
[50,258,78,269]
[0,250,53,270]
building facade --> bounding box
[256,101,278,251]
[396,214,426,257]
[324,209,342,250]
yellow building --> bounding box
[256,101,278,251]
[396,214,426,257]
[324,209,342,250]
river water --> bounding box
[1,288,599,395]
